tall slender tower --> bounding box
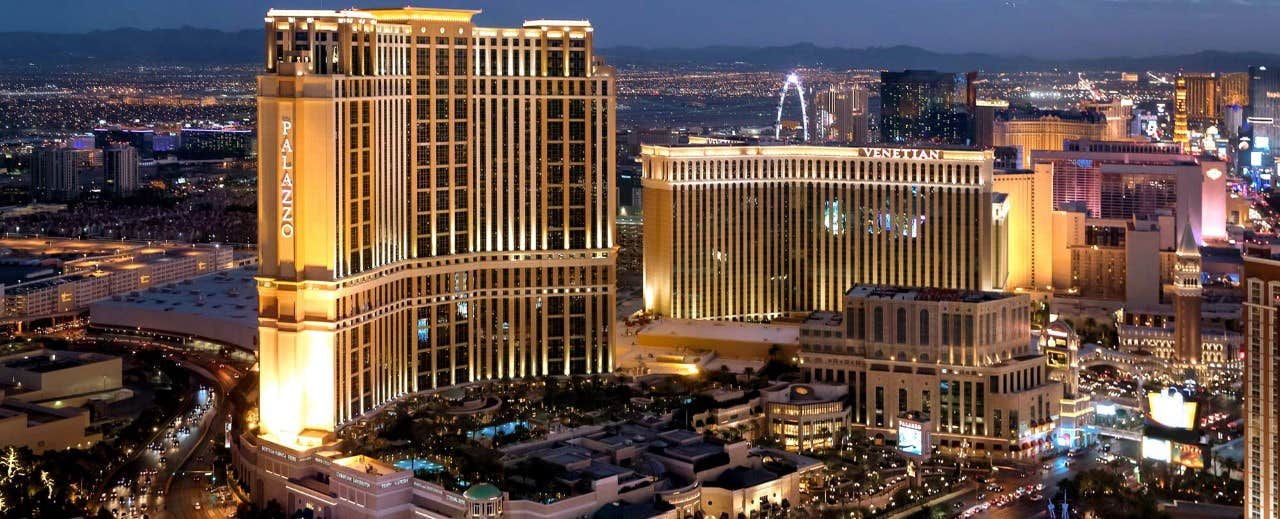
[256,7,616,447]
[1173,221,1202,367]
[1173,75,1190,145]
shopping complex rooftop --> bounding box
[845,284,1016,303]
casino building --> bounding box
[249,1,615,484]
[642,144,1006,321]
[798,286,1066,459]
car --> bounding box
[1036,483,1045,491]
[1031,493,1044,501]
[953,502,964,510]
[1042,463,1051,470]
[977,493,987,501]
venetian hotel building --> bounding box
[255,7,616,447]
[642,145,1006,320]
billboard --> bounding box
[1147,388,1198,430]
[1143,437,1171,462]
[1172,443,1205,469]
[898,420,923,456]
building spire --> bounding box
[1177,219,1199,257]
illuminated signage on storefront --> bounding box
[898,420,923,456]
[280,118,295,238]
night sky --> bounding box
[9,0,1280,58]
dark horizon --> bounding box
[6,0,1280,59]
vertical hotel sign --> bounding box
[279,117,295,238]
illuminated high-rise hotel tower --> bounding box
[256,7,616,446]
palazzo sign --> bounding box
[280,118,295,238]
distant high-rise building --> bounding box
[1184,73,1219,124]
[993,108,1108,169]
[103,143,139,196]
[178,128,255,160]
[1080,99,1133,140]
[1219,72,1250,110]
[879,70,973,146]
[31,146,93,201]
[972,99,1008,149]
[1248,66,1280,148]
[93,127,155,160]
[1031,139,1227,244]
[1243,254,1280,519]
[1174,73,1218,144]
[814,85,867,143]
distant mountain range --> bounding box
[0,27,260,67]
[2,28,1278,73]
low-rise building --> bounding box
[0,348,123,406]
[761,383,849,452]
[0,348,122,453]
[89,267,258,351]
[0,238,236,325]
[235,421,821,519]
[800,285,1068,459]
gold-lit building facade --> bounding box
[255,8,616,445]
[799,286,1064,459]
[993,116,1107,170]
[641,145,1005,321]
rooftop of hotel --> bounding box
[93,267,257,324]
[0,349,115,374]
[802,311,843,329]
[332,454,400,476]
[0,238,229,284]
[762,383,847,404]
[652,142,982,152]
[638,318,799,345]
[996,107,1107,123]
[845,284,1015,303]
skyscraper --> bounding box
[1080,98,1133,140]
[1243,255,1280,519]
[642,144,1004,321]
[255,7,616,447]
[1219,72,1250,110]
[103,142,139,195]
[879,70,973,146]
[992,108,1108,169]
[814,84,868,143]
[1249,66,1280,150]
[31,145,93,201]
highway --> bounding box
[63,333,248,519]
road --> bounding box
[161,438,236,519]
[67,334,248,519]
[930,448,1117,519]
[102,386,217,518]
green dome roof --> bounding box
[464,483,503,501]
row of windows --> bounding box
[648,155,985,185]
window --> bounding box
[896,307,907,343]
[873,307,884,342]
[919,310,930,345]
